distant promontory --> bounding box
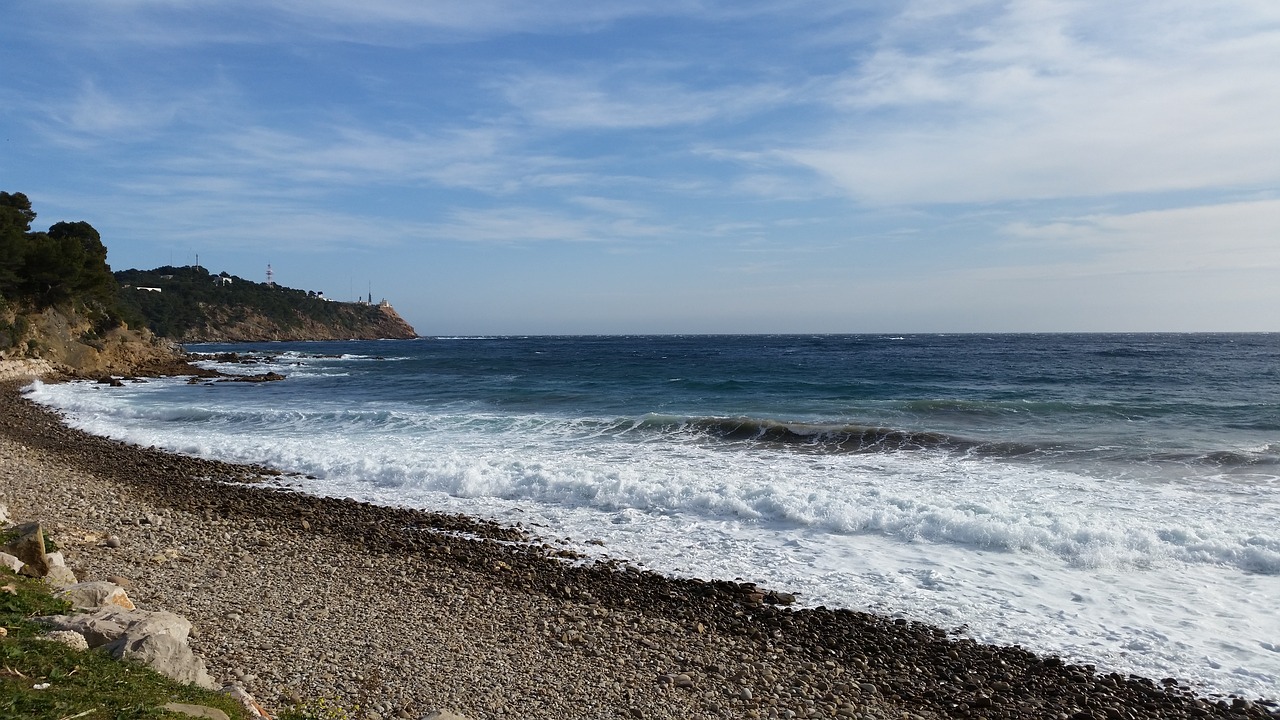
[1,190,416,377]
[114,266,417,343]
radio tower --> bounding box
[266,263,275,286]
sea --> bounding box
[23,334,1280,699]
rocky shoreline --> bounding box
[1,378,1276,720]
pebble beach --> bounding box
[2,378,1276,720]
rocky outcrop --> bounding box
[176,303,417,342]
[0,305,182,377]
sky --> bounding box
[2,1,1278,334]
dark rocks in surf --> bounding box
[217,372,285,383]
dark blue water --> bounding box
[197,333,1280,474]
[28,333,1280,697]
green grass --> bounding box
[0,569,253,720]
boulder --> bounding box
[1,521,50,577]
[112,609,193,643]
[39,606,191,647]
[58,581,136,610]
[423,711,471,720]
[40,607,149,647]
[44,564,80,587]
[0,502,9,525]
[43,551,80,587]
[0,551,23,574]
[108,629,217,689]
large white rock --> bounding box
[40,607,190,648]
[108,629,217,689]
[46,606,215,688]
[0,551,23,574]
[57,581,136,610]
[43,551,79,587]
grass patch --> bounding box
[0,569,252,720]
[0,569,70,638]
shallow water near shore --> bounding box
[26,334,1280,699]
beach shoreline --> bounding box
[2,378,1275,720]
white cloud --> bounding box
[502,71,793,130]
[34,0,712,47]
[189,124,585,195]
[36,80,233,146]
[785,0,1280,205]
[1001,198,1280,277]
[428,206,669,244]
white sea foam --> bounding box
[22,377,1280,700]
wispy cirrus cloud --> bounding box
[502,71,795,130]
[782,0,1280,205]
[427,206,670,244]
[161,124,591,196]
[1001,198,1280,277]
[27,0,715,48]
[32,80,236,147]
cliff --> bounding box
[0,304,183,377]
[174,302,417,343]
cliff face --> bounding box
[0,305,183,377]
[177,303,417,342]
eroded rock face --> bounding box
[11,307,182,377]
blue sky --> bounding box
[3,1,1278,334]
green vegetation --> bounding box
[0,569,252,720]
[114,265,399,340]
[0,192,123,323]
[1,189,409,349]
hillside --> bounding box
[114,266,417,342]
[1,191,183,376]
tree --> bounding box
[0,192,35,299]
[48,221,115,305]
